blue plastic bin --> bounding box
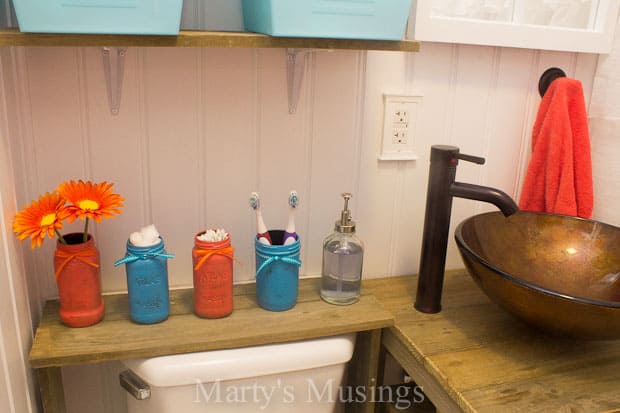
[13,0,183,35]
[242,0,411,40]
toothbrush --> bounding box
[283,190,299,245]
[249,192,272,245]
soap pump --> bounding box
[320,192,364,305]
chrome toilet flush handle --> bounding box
[120,369,151,400]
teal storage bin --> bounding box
[242,0,411,40]
[13,0,183,35]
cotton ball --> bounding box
[140,224,160,247]
[128,225,161,247]
[129,232,143,246]
[141,225,159,241]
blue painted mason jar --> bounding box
[255,230,301,311]
[114,238,174,324]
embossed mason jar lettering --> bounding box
[115,238,174,324]
[192,232,234,318]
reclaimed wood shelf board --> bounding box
[366,271,620,413]
[0,29,420,51]
[29,277,394,369]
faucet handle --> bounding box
[455,153,485,165]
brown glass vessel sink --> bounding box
[455,211,620,340]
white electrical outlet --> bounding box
[379,94,422,161]
[393,127,408,144]
[393,109,410,124]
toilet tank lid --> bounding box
[121,334,356,387]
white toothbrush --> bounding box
[249,192,272,245]
[283,191,299,245]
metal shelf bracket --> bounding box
[286,48,332,114]
[102,47,127,115]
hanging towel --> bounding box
[519,77,593,218]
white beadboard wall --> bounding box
[590,12,620,226]
[1,43,598,413]
[0,48,38,413]
[181,0,244,32]
[7,45,598,297]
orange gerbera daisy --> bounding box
[57,180,124,223]
[13,192,70,249]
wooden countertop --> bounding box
[29,278,394,369]
[30,270,620,412]
[366,270,620,413]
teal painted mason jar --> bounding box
[255,230,301,311]
[114,238,174,324]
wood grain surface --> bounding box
[30,278,394,368]
[367,271,620,413]
[0,29,420,50]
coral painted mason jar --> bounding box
[192,232,234,318]
[54,233,104,328]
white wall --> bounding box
[1,43,598,412]
[590,13,620,226]
[0,48,38,413]
[7,45,597,297]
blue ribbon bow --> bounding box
[114,245,175,267]
[255,252,302,278]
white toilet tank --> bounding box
[121,333,356,413]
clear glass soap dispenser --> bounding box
[320,192,364,305]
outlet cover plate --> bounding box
[379,94,422,161]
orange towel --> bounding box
[519,77,593,219]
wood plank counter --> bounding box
[30,278,394,413]
[32,271,620,413]
[366,271,620,413]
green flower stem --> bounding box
[55,230,67,245]
[83,217,89,243]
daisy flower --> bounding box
[58,180,124,242]
[12,192,69,249]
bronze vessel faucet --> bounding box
[415,145,519,314]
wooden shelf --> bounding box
[29,278,394,368]
[0,28,420,51]
[30,278,393,412]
